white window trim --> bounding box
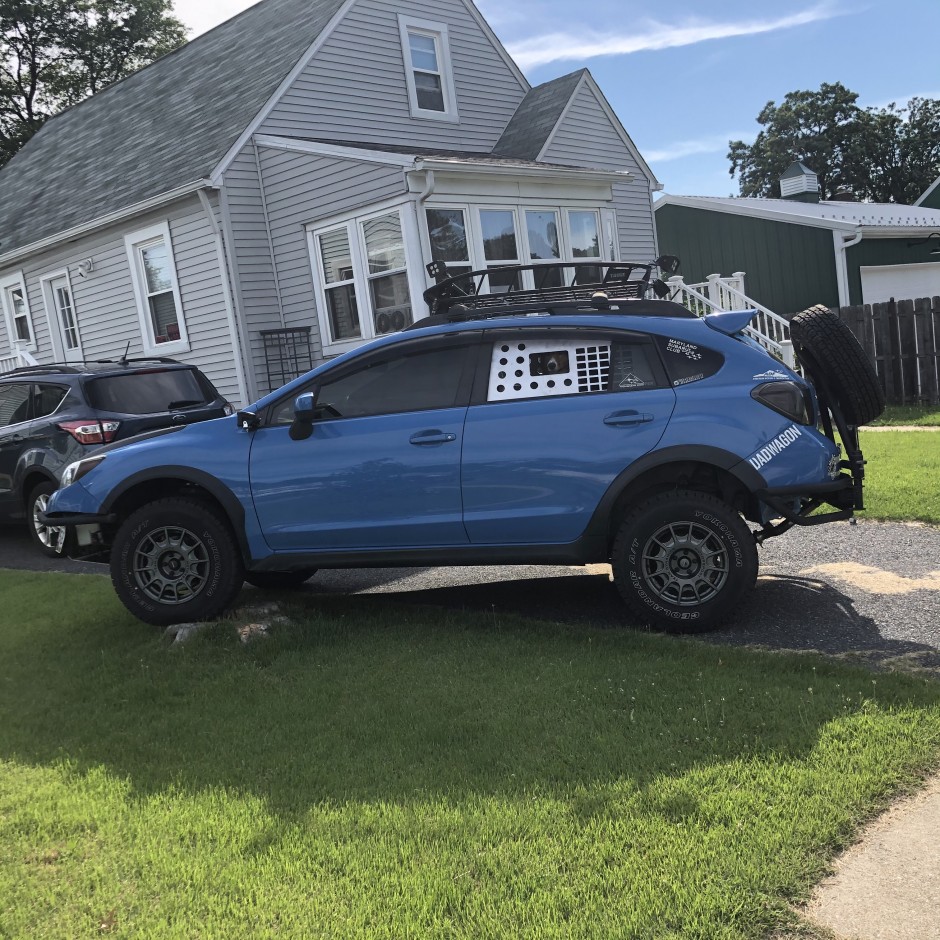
[124,221,189,357]
[0,271,37,353]
[421,202,618,292]
[39,269,82,362]
[308,203,423,358]
[398,15,459,123]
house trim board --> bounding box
[0,270,35,353]
[915,174,940,207]
[0,179,211,270]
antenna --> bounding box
[120,340,131,365]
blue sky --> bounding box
[176,0,940,197]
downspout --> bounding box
[833,229,863,307]
[198,188,251,408]
[410,167,436,306]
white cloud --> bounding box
[644,132,754,163]
[507,4,840,69]
[864,90,940,110]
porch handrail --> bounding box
[665,274,796,368]
[0,347,39,374]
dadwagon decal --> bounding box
[748,424,803,470]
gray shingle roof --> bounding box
[0,0,346,257]
[491,70,585,161]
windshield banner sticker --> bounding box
[748,424,802,470]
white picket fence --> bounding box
[665,272,796,369]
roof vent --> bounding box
[780,161,820,203]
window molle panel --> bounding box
[487,339,615,401]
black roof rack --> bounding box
[414,260,693,325]
[1,364,83,377]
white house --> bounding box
[0,0,661,405]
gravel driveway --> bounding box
[2,520,939,671]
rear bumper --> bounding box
[753,473,857,542]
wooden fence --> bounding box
[836,296,940,406]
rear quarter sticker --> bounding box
[748,423,802,470]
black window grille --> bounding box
[261,328,313,392]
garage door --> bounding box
[860,262,940,304]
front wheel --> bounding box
[611,490,758,633]
[111,497,245,626]
[27,480,73,558]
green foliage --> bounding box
[1,573,940,937]
[728,82,940,203]
[0,0,186,165]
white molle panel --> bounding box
[487,339,611,401]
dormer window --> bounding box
[398,16,458,122]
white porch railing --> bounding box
[0,347,40,374]
[665,272,796,369]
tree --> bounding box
[728,82,940,204]
[0,0,186,166]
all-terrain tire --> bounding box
[110,497,245,626]
[27,480,73,558]
[790,305,885,426]
[243,569,317,590]
[611,490,758,633]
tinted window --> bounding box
[0,383,32,426]
[85,369,211,415]
[318,345,470,418]
[655,336,724,387]
[33,384,68,419]
[273,344,471,424]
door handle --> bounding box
[604,411,654,427]
[409,430,457,445]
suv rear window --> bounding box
[85,369,213,415]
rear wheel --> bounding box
[611,490,758,633]
[243,569,317,590]
[27,480,73,558]
[111,497,244,626]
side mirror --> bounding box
[289,391,317,440]
[654,254,680,275]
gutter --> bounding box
[833,229,863,307]
[0,179,211,268]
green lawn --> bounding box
[859,430,940,524]
[2,572,940,939]
[869,405,940,427]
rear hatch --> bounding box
[82,366,229,440]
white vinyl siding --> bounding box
[540,83,657,263]
[260,0,525,151]
[0,197,243,406]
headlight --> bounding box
[61,455,106,488]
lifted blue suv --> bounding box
[45,260,883,630]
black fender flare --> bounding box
[99,466,251,563]
[584,444,767,539]
[14,453,60,503]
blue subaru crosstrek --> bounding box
[44,259,884,631]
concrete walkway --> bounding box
[802,776,940,939]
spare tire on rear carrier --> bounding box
[789,305,885,426]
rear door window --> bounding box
[85,369,211,415]
[33,384,69,418]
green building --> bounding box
[654,165,940,316]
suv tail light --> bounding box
[751,381,814,425]
[58,419,121,445]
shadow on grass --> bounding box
[1,569,939,820]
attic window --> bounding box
[398,16,458,122]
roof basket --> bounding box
[423,260,674,316]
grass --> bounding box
[858,430,940,524]
[869,405,940,427]
[2,572,940,938]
